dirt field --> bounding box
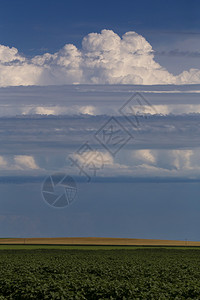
[0,237,200,246]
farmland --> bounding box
[0,248,200,299]
[1,237,200,246]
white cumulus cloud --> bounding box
[0,29,200,86]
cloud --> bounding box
[0,155,39,171]
[0,156,7,168]
[68,148,200,179]
[132,150,156,164]
[0,45,25,63]
[176,69,200,84]
[1,147,200,180]
[21,105,97,116]
[0,63,43,86]
[14,155,39,170]
[71,150,114,168]
[0,29,200,86]
[130,149,195,174]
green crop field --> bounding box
[0,248,200,299]
[0,245,200,250]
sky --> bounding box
[0,85,200,240]
[0,1,200,240]
[0,0,199,54]
[0,0,200,85]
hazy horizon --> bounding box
[0,84,200,241]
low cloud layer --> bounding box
[1,148,200,180]
[1,110,200,180]
[0,155,39,171]
[0,30,200,86]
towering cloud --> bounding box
[0,30,199,86]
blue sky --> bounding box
[0,0,199,54]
